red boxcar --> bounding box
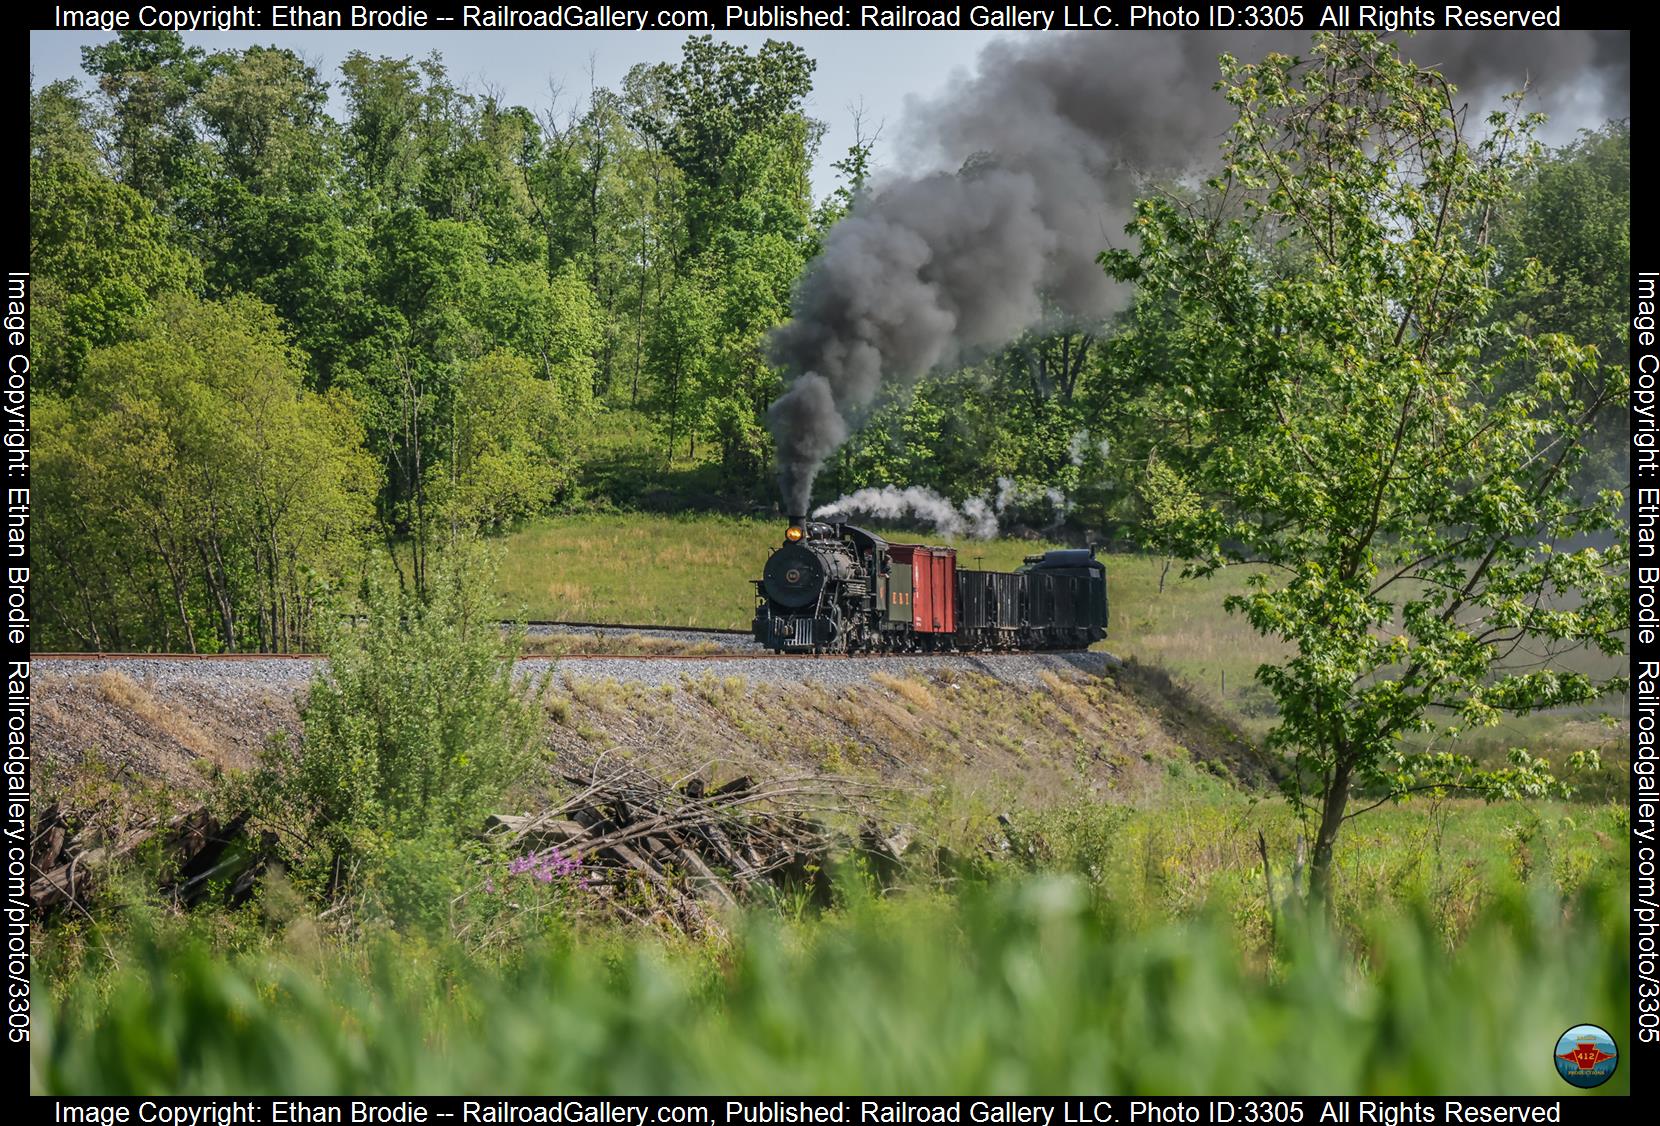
[889,544,956,633]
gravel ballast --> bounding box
[31,650,1117,693]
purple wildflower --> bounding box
[505,847,585,887]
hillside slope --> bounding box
[30,658,1269,818]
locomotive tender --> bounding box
[752,517,1107,654]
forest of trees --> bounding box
[29,31,1630,652]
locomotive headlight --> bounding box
[786,525,804,542]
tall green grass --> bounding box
[34,876,1628,1096]
[996,793,1629,950]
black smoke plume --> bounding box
[765,30,1629,515]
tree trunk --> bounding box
[666,357,681,463]
[1309,758,1353,904]
[152,528,197,653]
[197,535,237,653]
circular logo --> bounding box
[785,568,802,584]
[1553,1024,1617,1088]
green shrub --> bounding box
[261,543,545,921]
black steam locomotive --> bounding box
[752,518,1107,654]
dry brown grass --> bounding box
[34,652,1274,877]
[91,671,231,768]
[870,672,936,712]
[521,664,1264,835]
[32,668,302,803]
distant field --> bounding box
[496,513,793,628]
[489,513,1626,765]
[492,513,1076,628]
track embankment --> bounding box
[31,645,1265,810]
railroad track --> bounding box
[31,649,1097,662]
[33,651,326,661]
[30,619,756,661]
[518,619,752,636]
[31,619,1107,662]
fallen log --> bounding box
[32,805,67,874]
[29,805,269,916]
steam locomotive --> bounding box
[752,517,1107,654]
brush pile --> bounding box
[29,803,273,915]
[485,758,898,932]
[30,760,911,933]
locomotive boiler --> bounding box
[752,517,1107,654]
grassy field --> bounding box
[34,728,1631,1095]
[496,513,784,627]
[489,513,1626,767]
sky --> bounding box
[28,28,1012,200]
[29,28,1628,202]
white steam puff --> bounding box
[813,486,998,539]
[813,478,1073,540]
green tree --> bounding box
[346,208,599,590]
[627,38,820,486]
[191,181,365,389]
[348,208,484,591]
[28,78,102,172]
[34,294,374,652]
[1104,34,1627,900]
[614,66,690,406]
[79,31,214,210]
[811,111,879,237]
[1494,121,1629,377]
[631,35,817,251]
[337,51,429,205]
[430,351,569,534]
[181,46,363,388]
[647,274,718,461]
[1491,120,1630,490]
[196,45,334,195]
[28,151,200,390]
[538,85,661,397]
[421,94,544,264]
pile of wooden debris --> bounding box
[29,758,913,932]
[485,758,901,933]
[29,803,273,915]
